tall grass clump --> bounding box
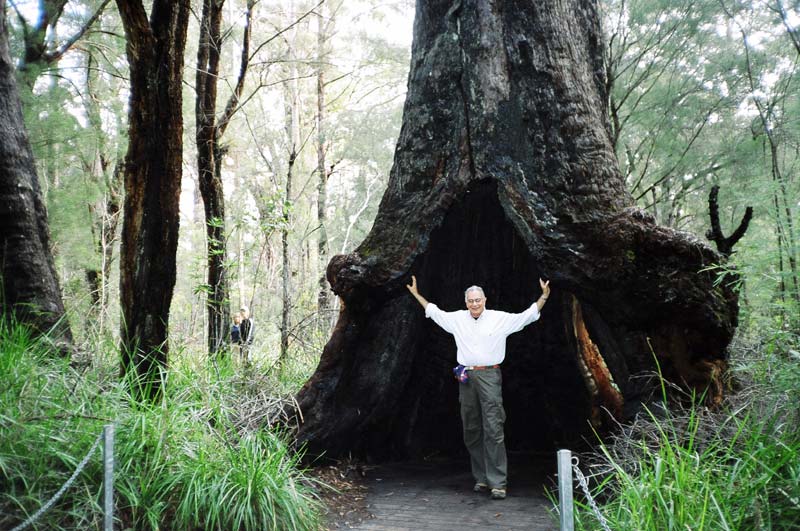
[0,318,111,530]
[0,319,323,530]
[570,334,800,531]
[115,354,322,531]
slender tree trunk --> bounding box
[316,6,331,319]
[281,150,295,365]
[0,0,72,350]
[726,2,799,317]
[116,0,190,399]
[84,52,122,332]
[775,208,787,321]
[196,0,229,356]
[93,162,122,335]
[100,163,122,306]
[196,0,255,355]
[280,17,302,366]
[770,143,799,306]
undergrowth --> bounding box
[0,319,323,530]
[570,332,800,531]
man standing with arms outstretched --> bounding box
[406,276,551,500]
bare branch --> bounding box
[45,0,113,64]
[248,0,324,62]
[217,0,255,139]
[7,0,31,42]
[774,0,800,57]
[705,185,753,256]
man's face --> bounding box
[465,289,486,318]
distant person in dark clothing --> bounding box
[231,311,242,351]
[239,305,254,363]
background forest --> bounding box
[7,0,799,357]
[7,0,414,364]
[1,0,799,529]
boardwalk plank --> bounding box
[341,456,558,530]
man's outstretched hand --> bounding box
[536,278,551,311]
[406,275,428,309]
[539,278,551,298]
[406,275,419,296]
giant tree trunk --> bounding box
[117,0,190,399]
[296,0,739,460]
[0,0,72,349]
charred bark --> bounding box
[0,0,73,349]
[195,0,255,355]
[196,0,229,356]
[706,185,752,257]
[296,0,739,460]
[117,0,190,399]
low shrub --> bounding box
[571,335,800,531]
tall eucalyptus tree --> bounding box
[116,0,190,398]
[195,0,255,355]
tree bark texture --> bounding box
[706,185,752,257]
[195,0,254,355]
[196,0,229,356]
[0,0,73,348]
[117,0,190,398]
[296,0,739,460]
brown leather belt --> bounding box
[466,364,499,371]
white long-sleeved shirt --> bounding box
[424,302,540,366]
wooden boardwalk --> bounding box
[341,455,558,530]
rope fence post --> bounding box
[103,424,115,531]
[558,449,574,531]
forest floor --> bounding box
[316,454,558,530]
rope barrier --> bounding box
[10,428,106,531]
[571,455,613,531]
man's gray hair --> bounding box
[464,285,485,300]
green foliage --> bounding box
[570,334,800,531]
[171,430,320,530]
[604,0,800,333]
[0,320,323,531]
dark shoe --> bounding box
[473,482,489,493]
[490,488,506,500]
